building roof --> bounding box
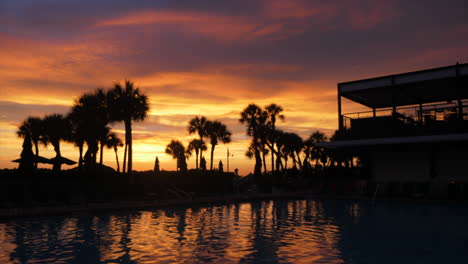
[339,63,468,108]
[317,133,468,149]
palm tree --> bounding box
[303,131,327,167]
[69,89,109,167]
[187,139,206,170]
[188,116,208,169]
[278,132,303,170]
[17,117,44,168]
[105,132,123,172]
[206,121,232,170]
[239,104,267,175]
[42,114,70,171]
[67,112,86,167]
[265,104,284,172]
[165,140,187,172]
[107,80,149,173]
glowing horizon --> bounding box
[1,0,467,175]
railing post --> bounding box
[338,84,343,131]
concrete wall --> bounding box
[436,147,468,181]
[371,150,430,182]
[370,146,468,182]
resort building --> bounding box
[324,63,468,197]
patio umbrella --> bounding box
[12,155,51,164]
[47,156,77,165]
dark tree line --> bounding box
[165,116,232,172]
[16,80,149,173]
[239,103,355,176]
[163,103,354,174]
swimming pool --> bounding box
[1,199,467,263]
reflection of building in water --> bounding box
[322,63,468,197]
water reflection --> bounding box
[1,200,467,263]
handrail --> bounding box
[343,99,468,118]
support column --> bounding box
[458,99,464,120]
[455,63,464,120]
[338,85,343,130]
[372,108,376,118]
[419,103,423,123]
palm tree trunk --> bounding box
[128,120,133,173]
[99,141,104,165]
[254,143,262,176]
[124,119,132,173]
[270,144,275,172]
[114,148,120,172]
[210,144,215,171]
[78,143,83,167]
[53,141,61,171]
[195,149,199,170]
[296,152,303,169]
[123,143,127,173]
[34,142,39,168]
[199,136,203,169]
[262,148,267,173]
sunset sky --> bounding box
[1,0,467,174]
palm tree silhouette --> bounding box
[188,116,208,169]
[165,140,188,172]
[206,121,232,170]
[187,139,206,170]
[265,104,284,172]
[17,117,44,168]
[240,104,267,175]
[107,80,149,173]
[42,114,70,171]
[303,131,327,168]
[67,111,86,167]
[69,89,109,167]
[105,132,123,172]
[281,132,303,169]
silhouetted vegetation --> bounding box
[165,140,189,172]
[107,80,149,173]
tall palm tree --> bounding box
[239,104,267,175]
[165,140,188,172]
[104,132,123,172]
[69,89,109,167]
[206,121,232,170]
[17,117,44,168]
[265,104,284,172]
[107,80,149,173]
[67,112,86,167]
[187,139,206,170]
[188,116,208,169]
[98,127,111,165]
[42,114,70,171]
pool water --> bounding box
[1,199,467,263]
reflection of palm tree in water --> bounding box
[242,201,280,264]
[109,215,138,264]
[175,209,187,243]
[191,207,231,262]
[73,217,102,264]
[8,219,87,263]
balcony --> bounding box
[341,100,468,139]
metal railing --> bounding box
[342,99,468,130]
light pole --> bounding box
[227,148,234,173]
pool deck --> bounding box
[1,192,466,219]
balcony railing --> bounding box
[340,100,468,139]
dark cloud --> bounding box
[0,101,70,125]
